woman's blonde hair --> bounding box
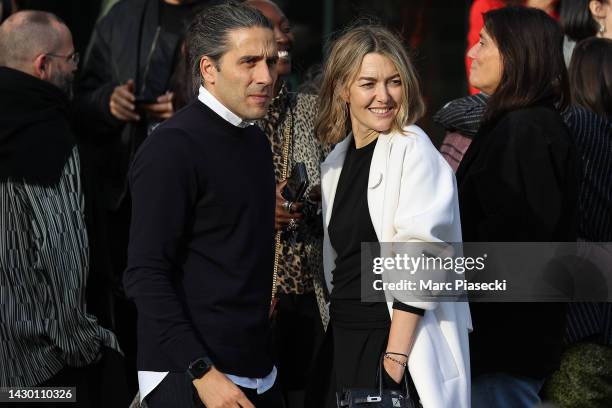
[315,25,425,145]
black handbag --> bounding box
[336,355,421,408]
[282,162,309,203]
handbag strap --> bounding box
[376,353,411,399]
[271,107,293,302]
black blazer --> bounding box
[456,103,579,378]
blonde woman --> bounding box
[314,25,471,408]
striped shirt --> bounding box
[563,106,612,345]
[0,147,120,387]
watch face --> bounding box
[190,357,212,379]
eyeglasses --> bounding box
[46,51,80,66]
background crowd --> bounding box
[0,0,611,407]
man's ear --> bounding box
[33,54,48,80]
[200,55,219,85]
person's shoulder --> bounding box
[139,127,191,158]
[292,92,318,119]
[564,105,610,129]
[155,101,213,134]
[494,105,565,138]
[138,108,202,159]
[392,125,451,171]
[501,104,562,125]
[295,92,318,107]
[394,124,436,152]
[495,106,574,152]
[564,105,612,147]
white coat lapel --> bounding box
[321,136,351,229]
[367,134,392,241]
[320,136,352,292]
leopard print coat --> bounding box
[258,83,330,328]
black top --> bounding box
[457,103,578,378]
[328,138,423,329]
[329,137,380,301]
[125,100,276,377]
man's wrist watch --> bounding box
[187,357,214,380]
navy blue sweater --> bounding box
[125,100,276,377]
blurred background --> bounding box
[3,0,470,144]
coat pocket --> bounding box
[420,312,460,382]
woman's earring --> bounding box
[599,22,606,35]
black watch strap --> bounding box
[187,357,214,380]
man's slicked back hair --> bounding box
[186,1,272,93]
[0,10,64,67]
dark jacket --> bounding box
[75,0,183,210]
[456,103,579,378]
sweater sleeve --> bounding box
[124,128,209,370]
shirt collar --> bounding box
[197,85,253,128]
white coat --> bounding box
[320,125,472,408]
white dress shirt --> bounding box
[138,85,276,402]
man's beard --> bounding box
[50,71,74,99]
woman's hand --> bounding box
[383,355,406,385]
[275,180,303,231]
[384,309,421,384]
[308,184,322,203]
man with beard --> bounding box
[75,1,214,393]
[0,11,127,407]
[124,3,283,407]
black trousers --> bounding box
[107,198,139,396]
[273,293,325,392]
[144,372,284,408]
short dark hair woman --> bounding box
[561,0,612,40]
[560,0,612,64]
[458,7,579,407]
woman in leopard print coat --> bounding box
[249,1,330,406]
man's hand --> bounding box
[192,367,255,408]
[141,92,175,121]
[275,180,303,231]
[110,79,140,122]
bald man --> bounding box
[0,11,127,407]
[0,10,77,96]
